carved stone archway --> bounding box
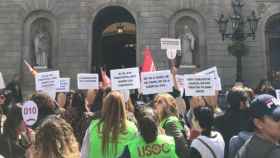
[88,3,140,72]
[258,5,280,79]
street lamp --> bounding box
[216,0,260,81]
[216,0,260,41]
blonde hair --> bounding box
[153,93,178,120]
[98,91,127,156]
[33,116,80,158]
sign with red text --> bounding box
[22,101,38,126]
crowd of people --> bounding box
[0,71,280,158]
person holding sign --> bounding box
[119,106,178,158]
[81,91,138,158]
[153,93,189,158]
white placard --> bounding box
[35,71,60,91]
[160,38,181,50]
[176,75,185,96]
[22,101,38,126]
[56,78,70,92]
[77,73,99,90]
[276,90,280,100]
[0,72,5,89]
[197,66,219,78]
[184,74,215,96]
[110,67,140,90]
[141,70,174,95]
[166,49,177,60]
[215,77,222,91]
[197,66,221,91]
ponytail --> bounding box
[139,115,158,143]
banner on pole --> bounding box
[35,71,60,91]
[141,70,174,95]
[110,67,140,90]
[56,78,70,92]
[77,73,99,90]
[184,74,215,96]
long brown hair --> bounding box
[98,91,127,156]
[34,115,80,158]
[153,93,178,120]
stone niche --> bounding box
[22,11,58,92]
[169,10,207,73]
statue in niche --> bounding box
[232,0,243,17]
[33,28,50,67]
[179,25,195,65]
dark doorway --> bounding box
[92,6,136,73]
[266,14,280,82]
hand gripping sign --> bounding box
[22,101,38,126]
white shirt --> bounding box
[191,131,225,158]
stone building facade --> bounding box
[0,0,279,92]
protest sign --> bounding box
[166,49,177,60]
[141,70,174,95]
[35,71,60,91]
[276,89,280,100]
[161,38,181,60]
[160,38,181,50]
[110,67,140,90]
[77,73,99,90]
[56,78,70,92]
[184,74,215,96]
[176,75,185,96]
[197,66,219,78]
[197,66,222,91]
[0,72,5,89]
[22,101,38,126]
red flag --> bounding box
[100,68,111,88]
[142,47,156,72]
[24,60,38,76]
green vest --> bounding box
[128,135,178,158]
[160,116,184,131]
[89,119,138,158]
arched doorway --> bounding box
[91,6,136,72]
[266,14,280,81]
